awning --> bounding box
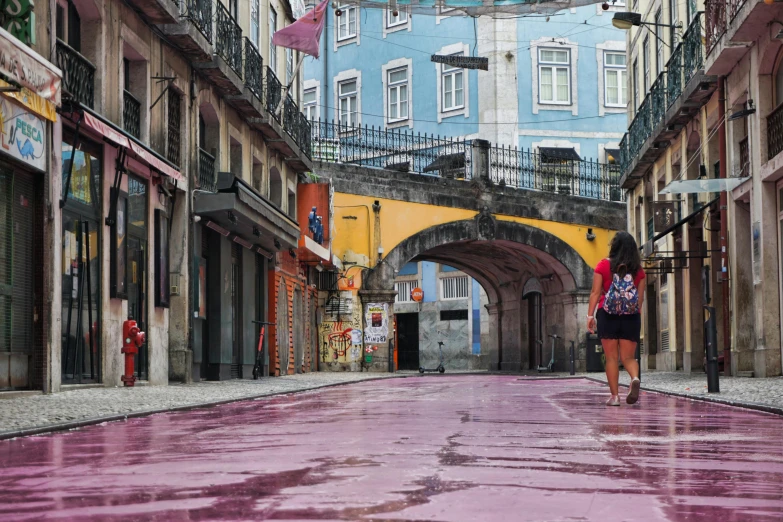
[194,173,299,252]
[423,152,465,173]
[659,177,749,195]
[80,111,183,182]
[539,147,581,162]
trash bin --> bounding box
[586,334,605,372]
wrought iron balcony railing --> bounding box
[55,39,96,109]
[666,42,684,110]
[297,112,312,159]
[682,14,703,87]
[728,0,748,22]
[186,0,213,42]
[767,102,783,161]
[123,90,141,139]
[215,2,243,76]
[265,66,282,121]
[705,0,726,55]
[738,136,750,176]
[650,73,667,127]
[198,147,217,192]
[244,38,263,100]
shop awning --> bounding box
[659,177,749,195]
[194,173,299,253]
[539,147,581,162]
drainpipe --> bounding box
[718,78,731,376]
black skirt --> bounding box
[596,309,641,343]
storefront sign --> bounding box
[0,27,61,104]
[364,303,388,344]
[0,96,44,170]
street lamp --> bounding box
[612,12,679,47]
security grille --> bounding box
[394,280,419,303]
[325,292,353,316]
[660,330,670,352]
[440,275,469,300]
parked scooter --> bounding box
[419,341,446,374]
[537,334,558,373]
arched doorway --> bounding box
[522,277,544,370]
[277,278,289,375]
[293,285,304,374]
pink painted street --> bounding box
[2,375,783,521]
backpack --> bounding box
[602,268,639,315]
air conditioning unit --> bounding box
[170,273,181,296]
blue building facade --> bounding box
[305,5,628,369]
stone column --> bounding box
[357,289,397,372]
[484,304,501,371]
[168,186,192,384]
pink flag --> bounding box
[271,0,329,58]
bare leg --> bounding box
[602,339,620,396]
[619,340,639,380]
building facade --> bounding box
[1,0,320,393]
[618,0,782,377]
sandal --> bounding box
[605,395,620,407]
[626,378,641,405]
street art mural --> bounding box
[319,289,363,368]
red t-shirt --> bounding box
[595,258,645,309]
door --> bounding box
[127,236,147,380]
[293,286,304,373]
[231,243,242,378]
[527,292,542,369]
[396,313,419,370]
[310,295,317,372]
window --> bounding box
[395,280,419,303]
[287,48,294,84]
[604,52,627,107]
[538,49,570,105]
[440,309,468,321]
[387,67,408,122]
[338,79,358,127]
[643,37,650,93]
[632,58,639,112]
[440,275,469,300]
[269,8,277,72]
[250,0,259,48]
[337,4,357,40]
[655,9,663,76]
[229,0,238,19]
[669,0,678,48]
[442,57,464,111]
[387,7,407,27]
[303,88,317,122]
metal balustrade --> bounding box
[199,148,217,192]
[123,90,141,139]
[767,103,783,161]
[265,67,283,121]
[55,39,96,109]
[215,2,243,76]
[186,0,213,42]
[705,0,726,55]
[244,38,263,100]
[682,14,703,87]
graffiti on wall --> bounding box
[319,304,363,363]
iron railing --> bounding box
[666,42,684,110]
[123,90,141,139]
[55,39,96,109]
[682,14,703,86]
[738,136,750,177]
[198,148,217,192]
[705,0,726,55]
[310,121,621,201]
[650,73,667,127]
[167,90,181,166]
[297,112,312,159]
[768,102,783,161]
[728,0,747,21]
[186,0,213,42]
[244,38,263,100]
[215,2,243,76]
[265,66,283,121]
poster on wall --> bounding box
[350,328,362,345]
[364,303,388,343]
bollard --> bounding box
[704,305,719,393]
[569,341,575,375]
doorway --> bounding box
[231,243,242,378]
[396,313,419,370]
[127,175,148,381]
[293,286,304,373]
[526,292,543,370]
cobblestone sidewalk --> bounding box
[0,373,398,439]
[589,371,783,413]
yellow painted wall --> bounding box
[333,193,620,271]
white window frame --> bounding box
[604,51,627,108]
[387,7,407,27]
[286,48,294,84]
[334,69,361,128]
[382,58,412,129]
[303,87,317,123]
[269,7,277,73]
[655,9,664,76]
[643,37,650,94]
[538,48,571,105]
[669,0,678,47]
[441,58,465,112]
[394,279,420,303]
[337,4,357,41]
[250,0,259,48]
[632,58,639,114]
[440,275,469,301]
[530,37,578,115]
[435,42,470,122]
[387,67,409,124]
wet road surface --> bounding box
[2,375,783,521]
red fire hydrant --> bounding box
[122,319,145,387]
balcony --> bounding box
[767,103,783,161]
[225,38,265,120]
[123,90,141,139]
[160,0,213,63]
[619,13,717,189]
[198,148,217,192]
[55,39,95,109]
[706,0,783,75]
[125,0,178,24]
[193,2,244,96]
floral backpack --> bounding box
[602,264,639,315]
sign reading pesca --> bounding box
[0,96,45,170]
[411,287,423,302]
[430,54,489,71]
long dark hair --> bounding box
[608,231,641,277]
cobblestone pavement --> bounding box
[0,373,398,438]
[589,371,783,411]
[2,376,783,521]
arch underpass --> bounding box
[316,162,626,372]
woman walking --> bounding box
[587,231,645,406]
